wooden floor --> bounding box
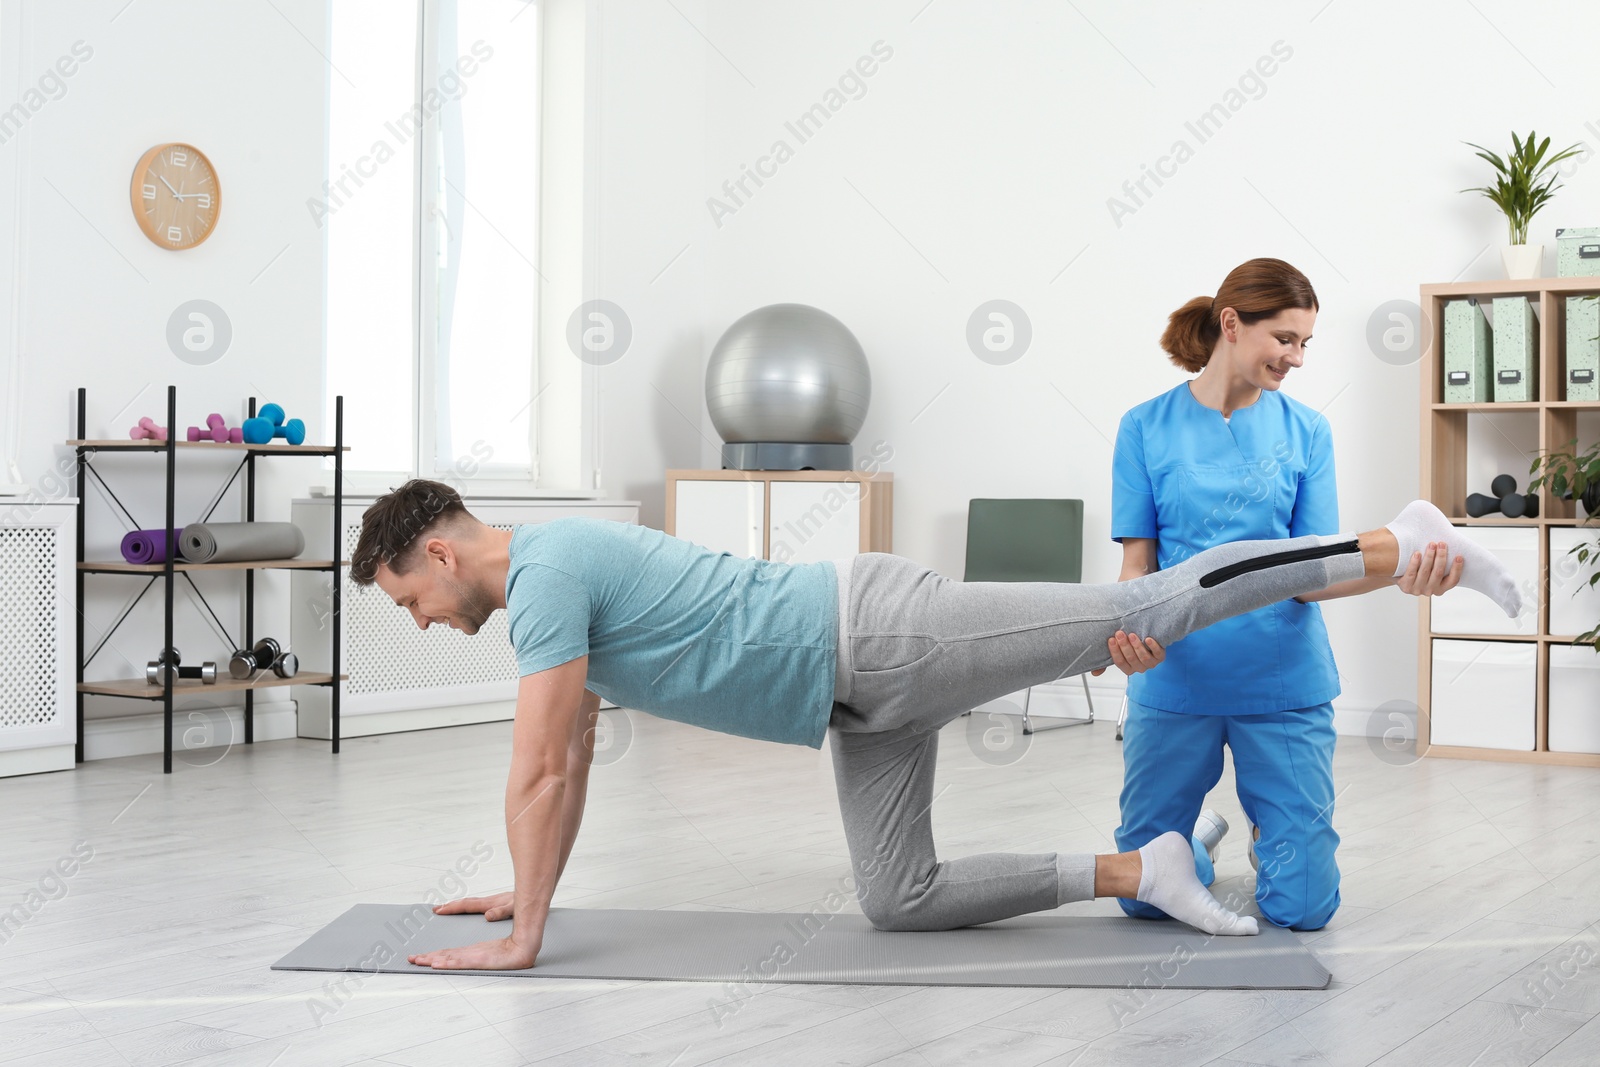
[3,711,1599,1066]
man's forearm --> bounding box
[554,756,591,883]
[506,772,567,946]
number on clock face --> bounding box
[130,143,221,250]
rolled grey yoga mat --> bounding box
[273,904,1332,990]
[179,521,305,563]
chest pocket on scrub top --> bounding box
[1181,463,1281,548]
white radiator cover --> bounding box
[0,502,75,776]
[291,497,639,739]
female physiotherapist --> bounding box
[1097,257,1463,930]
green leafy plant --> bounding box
[1530,438,1600,650]
[1461,131,1583,245]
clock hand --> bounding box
[158,174,190,201]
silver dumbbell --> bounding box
[146,648,217,686]
[229,637,298,680]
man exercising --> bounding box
[349,480,1519,970]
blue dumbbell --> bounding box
[242,402,306,446]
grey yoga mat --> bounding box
[272,904,1332,989]
[179,521,305,563]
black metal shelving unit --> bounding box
[72,385,346,773]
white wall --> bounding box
[0,0,327,748]
[583,0,710,528]
[6,1,1596,748]
[588,0,1600,728]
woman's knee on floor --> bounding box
[1255,862,1340,931]
[1258,888,1339,931]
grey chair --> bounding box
[963,498,1095,734]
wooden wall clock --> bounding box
[130,142,220,250]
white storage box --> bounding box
[1549,528,1600,639]
[1429,639,1535,750]
[1429,526,1538,636]
[1548,645,1600,754]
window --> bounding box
[326,0,540,484]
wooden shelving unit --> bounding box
[1418,276,1600,767]
[79,559,335,573]
[78,672,340,699]
[73,386,349,773]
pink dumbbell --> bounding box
[186,413,238,443]
[129,417,168,441]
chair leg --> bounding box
[1115,694,1129,741]
[1021,681,1095,734]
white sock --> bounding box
[1136,831,1258,936]
[1384,500,1523,618]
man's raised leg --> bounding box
[845,504,1521,732]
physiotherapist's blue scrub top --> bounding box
[1110,381,1341,714]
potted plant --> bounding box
[1530,439,1600,650]
[1461,130,1582,279]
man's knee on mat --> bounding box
[857,885,946,932]
[853,842,950,932]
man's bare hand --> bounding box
[1090,630,1166,677]
[1396,541,1463,598]
[432,892,515,922]
[408,934,538,971]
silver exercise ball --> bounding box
[705,303,871,453]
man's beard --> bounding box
[441,573,493,632]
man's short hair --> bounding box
[350,479,469,586]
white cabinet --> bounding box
[1548,645,1600,754]
[1429,639,1535,751]
[666,470,892,563]
[672,480,763,558]
[1549,528,1600,639]
[1430,526,1539,636]
[769,480,863,563]
[0,501,75,777]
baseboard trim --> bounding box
[81,702,299,762]
[296,699,518,740]
[0,744,74,778]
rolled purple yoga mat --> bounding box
[120,527,184,565]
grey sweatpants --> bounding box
[827,531,1367,932]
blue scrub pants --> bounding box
[1114,697,1342,931]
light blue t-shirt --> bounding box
[1110,382,1342,714]
[503,517,839,748]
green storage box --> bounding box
[1557,227,1600,278]
[1443,298,1492,403]
[1567,294,1600,401]
[1492,296,1539,402]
